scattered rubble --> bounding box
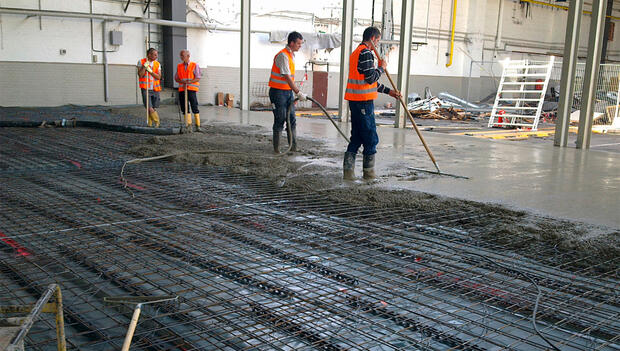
[406,91,484,121]
[409,107,473,120]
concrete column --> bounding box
[394,0,415,128]
[162,0,186,89]
[240,0,251,110]
[601,0,614,62]
[577,0,608,149]
[554,0,583,147]
[338,0,354,122]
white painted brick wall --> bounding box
[3,0,620,108]
[0,62,137,106]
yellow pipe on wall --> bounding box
[446,0,457,67]
[519,0,620,21]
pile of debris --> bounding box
[407,93,478,121]
[409,106,473,120]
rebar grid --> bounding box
[0,128,618,350]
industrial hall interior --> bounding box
[0,0,619,350]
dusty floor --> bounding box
[122,106,619,273]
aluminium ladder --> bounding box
[488,57,555,131]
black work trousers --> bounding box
[178,89,200,114]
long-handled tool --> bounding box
[104,295,178,351]
[368,41,467,179]
[185,82,190,131]
[144,38,149,126]
[145,65,150,126]
[176,90,185,131]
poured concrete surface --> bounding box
[196,106,619,228]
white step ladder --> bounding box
[488,57,555,130]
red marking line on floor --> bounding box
[251,222,265,229]
[0,231,32,256]
[119,179,146,190]
[67,159,82,168]
[409,267,519,302]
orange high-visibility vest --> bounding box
[139,58,161,92]
[268,48,295,90]
[177,62,200,92]
[345,43,378,101]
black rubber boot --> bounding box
[273,130,281,154]
[343,152,356,180]
[362,154,376,180]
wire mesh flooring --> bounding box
[0,128,618,350]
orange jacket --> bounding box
[268,48,295,90]
[177,62,200,92]
[139,58,161,92]
[345,44,378,101]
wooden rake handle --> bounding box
[368,41,440,172]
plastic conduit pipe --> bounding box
[446,0,457,67]
[277,97,350,154]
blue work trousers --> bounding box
[346,100,378,155]
[269,88,296,133]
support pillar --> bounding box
[162,0,186,89]
[554,0,583,147]
[394,0,415,128]
[240,0,251,110]
[601,0,613,62]
[577,0,607,149]
[338,0,355,122]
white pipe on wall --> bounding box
[495,0,504,48]
[102,19,108,102]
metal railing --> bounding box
[550,62,620,125]
[250,81,312,109]
[470,57,620,126]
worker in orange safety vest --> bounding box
[268,31,307,153]
[175,49,202,132]
[343,27,400,181]
[137,48,162,127]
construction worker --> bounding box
[268,31,307,153]
[343,27,401,180]
[137,48,162,127]
[175,49,202,132]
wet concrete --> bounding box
[2,104,616,267]
[168,105,619,229]
[1,103,617,228]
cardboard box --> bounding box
[216,92,224,106]
[225,93,234,108]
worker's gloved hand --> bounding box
[388,89,402,99]
[143,62,153,73]
[296,92,308,101]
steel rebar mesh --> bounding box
[0,128,618,350]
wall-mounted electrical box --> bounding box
[109,31,123,45]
